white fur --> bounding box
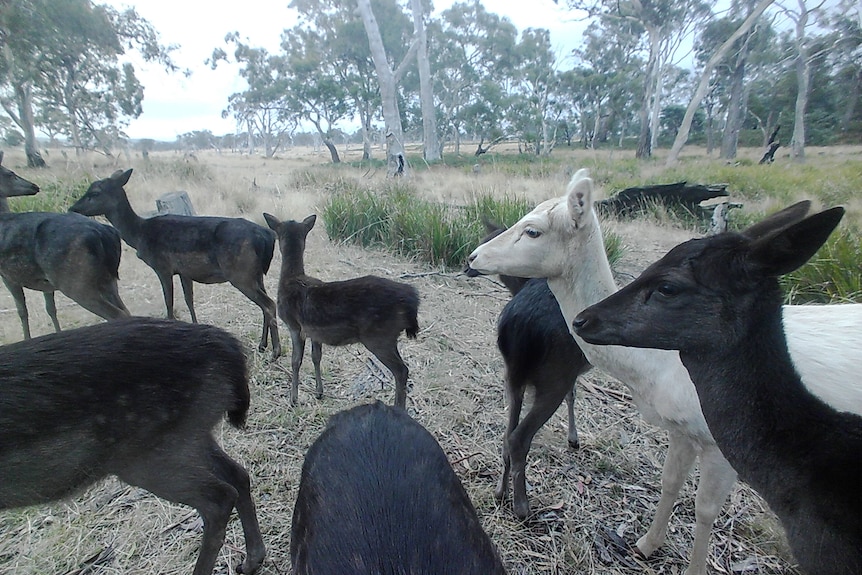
[467,169,862,575]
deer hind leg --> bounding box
[495,376,524,504]
[207,441,266,574]
[365,340,409,409]
[232,279,280,359]
[3,279,31,339]
[289,328,306,405]
[507,383,570,519]
[116,435,247,575]
[179,275,197,323]
[42,291,62,332]
[637,431,697,558]
[61,278,130,322]
[310,340,324,399]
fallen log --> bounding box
[597,181,730,218]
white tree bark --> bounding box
[665,0,776,166]
[356,0,408,176]
[411,0,440,161]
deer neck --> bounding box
[105,192,146,250]
[281,242,306,280]
[680,307,828,499]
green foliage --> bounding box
[321,181,625,271]
[9,178,91,213]
[782,226,862,304]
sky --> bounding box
[104,0,589,141]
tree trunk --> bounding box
[323,139,341,163]
[720,47,748,160]
[790,0,810,163]
[14,83,46,168]
[411,0,440,162]
[839,68,861,132]
[357,0,407,177]
[636,30,660,159]
[649,59,664,151]
[665,0,775,166]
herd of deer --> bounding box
[0,154,859,575]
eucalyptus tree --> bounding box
[695,4,778,159]
[356,0,416,175]
[570,17,644,147]
[562,0,711,158]
[666,0,777,166]
[210,36,296,158]
[281,26,354,163]
[0,0,175,165]
[429,0,519,155]
[508,28,560,156]
[777,0,831,162]
[290,0,381,160]
[825,3,862,133]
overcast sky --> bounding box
[104,0,588,140]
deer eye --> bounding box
[524,227,541,239]
[656,282,680,297]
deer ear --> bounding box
[263,213,280,231]
[111,169,133,186]
[566,169,593,226]
[303,214,317,231]
[742,200,811,240]
[748,207,844,277]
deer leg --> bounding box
[685,448,737,575]
[60,281,130,322]
[155,270,177,320]
[3,279,31,339]
[290,328,305,405]
[507,385,569,519]
[43,291,61,333]
[564,385,579,449]
[117,437,241,575]
[310,340,324,399]
[179,275,197,323]
[366,342,409,409]
[233,280,280,360]
[495,377,524,503]
[208,440,266,574]
[637,432,698,559]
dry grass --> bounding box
[0,145,812,575]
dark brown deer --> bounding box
[291,401,507,575]
[0,154,129,339]
[69,169,280,358]
[263,213,419,408]
[575,205,860,575]
[0,151,40,209]
[467,220,590,519]
[0,317,266,575]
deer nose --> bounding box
[572,314,590,333]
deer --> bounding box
[0,153,129,338]
[574,204,861,575]
[69,168,280,359]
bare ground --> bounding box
[0,149,803,575]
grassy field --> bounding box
[1,142,859,575]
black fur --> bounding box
[291,402,507,575]
[0,317,265,575]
